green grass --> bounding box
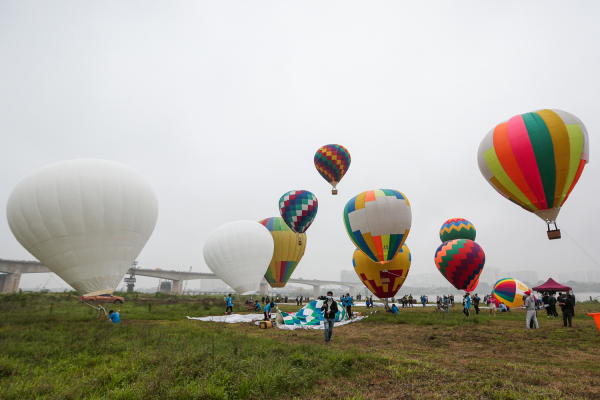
[0,293,381,399]
[2,293,600,399]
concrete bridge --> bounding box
[0,259,362,297]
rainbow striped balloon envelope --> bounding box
[353,245,411,299]
[492,278,533,308]
[259,217,306,288]
[439,218,476,242]
[343,189,412,263]
[434,239,485,291]
[314,144,351,194]
[477,109,589,225]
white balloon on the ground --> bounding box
[203,220,274,294]
[6,159,158,295]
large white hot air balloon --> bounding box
[203,220,274,294]
[6,159,158,295]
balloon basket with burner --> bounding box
[259,321,273,329]
[547,222,561,240]
[332,189,338,195]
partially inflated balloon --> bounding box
[259,217,306,288]
[279,190,318,245]
[478,109,589,225]
[434,239,485,291]
[439,218,476,242]
[314,144,351,194]
[343,190,411,263]
[492,278,533,308]
[353,245,411,298]
[465,278,479,293]
[203,220,274,294]
[6,159,158,295]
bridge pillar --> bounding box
[348,286,356,297]
[259,278,269,296]
[312,285,321,298]
[171,280,183,295]
[0,273,21,294]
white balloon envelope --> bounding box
[203,220,274,295]
[6,159,158,295]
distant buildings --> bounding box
[479,266,501,286]
[340,270,361,283]
[504,270,539,286]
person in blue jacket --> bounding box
[226,294,233,313]
[344,293,353,319]
[107,310,120,323]
[463,293,471,317]
[264,301,276,321]
[390,304,399,314]
[254,301,262,312]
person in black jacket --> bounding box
[559,292,575,327]
[549,293,558,318]
[321,291,339,343]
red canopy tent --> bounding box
[532,278,572,293]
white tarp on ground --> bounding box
[187,313,365,329]
[353,301,385,307]
[187,313,263,323]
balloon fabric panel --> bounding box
[439,218,476,242]
[353,245,411,298]
[477,109,589,219]
[259,217,306,288]
[278,190,318,234]
[343,189,411,263]
[492,278,532,308]
[314,144,351,187]
[434,239,485,291]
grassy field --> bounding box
[1,292,600,399]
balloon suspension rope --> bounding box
[76,297,107,318]
[561,227,600,269]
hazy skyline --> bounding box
[2,2,600,292]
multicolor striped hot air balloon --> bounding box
[343,189,412,263]
[439,218,476,242]
[492,278,533,308]
[477,109,589,239]
[353,245,411,299]
[434,239,485,291]
[314,144,351,195]
[279,190,318,245]
[259,217,306,288]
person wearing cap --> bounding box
[263,301,277,321]
[524,290,539,329]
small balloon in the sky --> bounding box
[343,189,411,263]
[6,159,158,296]
[477,109,589,240]
[439,218,476,242]
[314,144,351,195]
[203,220,274,294]
[278,190,318,245]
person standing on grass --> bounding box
[488,295,498,316]
[345,293,353,319]
[107,310,120,323]
[473,293,480,315]
[226,294,233,313]
[524,291,539,329]
[549,293,558,318]
[559,291,575,327]
[321,291,338,343]
[463,293,471,317]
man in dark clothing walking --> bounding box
[548,294,558,317]
[559,292,575,327]
[473,293,480,315]
[321,291,339,343]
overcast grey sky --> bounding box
[1,1,599,291]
